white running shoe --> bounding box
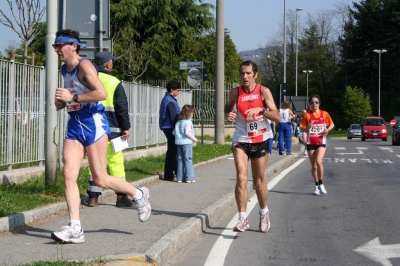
[51,224,85,244]
[135,187,151,222]
[304,149,308,156]
[314,186,320,195]
[233,217,249,232]
[319,184,327,194]
[259,212,271,233]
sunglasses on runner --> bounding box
[52,42,74,49]
[310,101,319,104]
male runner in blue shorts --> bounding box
[52,29,151,244]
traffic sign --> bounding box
[390,119,396,127]
[180,61,203,70]
[78,38,113,59]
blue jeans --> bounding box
[267,137,273,154]
[278,122,292,154]
[176,144,195,182]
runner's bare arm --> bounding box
[224,88,238,122]
[77,60,107,102]
[260,86,280,123]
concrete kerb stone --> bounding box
[0,146,168,186]
[0,153,232,233]
[0,150,298,265]
[98,153,298,266]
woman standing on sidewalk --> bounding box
[299,94,334,195]
[277,100,296,155]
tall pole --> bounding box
[45,0,59,185]
[283,0,286,84]
[303,70,312,97]
[215,0,225,144]
[306,72,309,97]
[295,8,303,96]
[373,49,387,117]
[378,52,381,117]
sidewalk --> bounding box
[0,144,302,266]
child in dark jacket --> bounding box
[173,104,198,183]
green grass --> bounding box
[0,143,232,218]
[199,134,233,142]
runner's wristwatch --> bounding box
[73,94,79,103]
[259,108,266,115]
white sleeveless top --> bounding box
[279,109,290,123]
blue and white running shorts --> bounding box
[65,112,110,147]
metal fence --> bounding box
[0,58,239,169]
[143,80,236,125]
[0,59,193,170]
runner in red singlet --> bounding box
[224,60,280,233]
[299,94,334,195]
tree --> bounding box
[0,0,45,64]
[110,0,216,80]
[339,0,400,120]
[341,85,372,126]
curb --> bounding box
[0,154,233,233]
[0,151,298,266]
[82,153,298,266]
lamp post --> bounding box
[373,49,387,117]
[303,70,312,96]
[295,8,303,96]
[283,0,286,84]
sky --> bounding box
[0,0,360,54]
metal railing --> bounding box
[0,58,239,169]
[143,80,236,125]
[0,60,192,170]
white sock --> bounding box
[260,207,269,215]
[132,188,143,201]
[70,220,81,230]
[239,212,247,219]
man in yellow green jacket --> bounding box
[87,51,132,207]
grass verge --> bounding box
[0,143,232,218]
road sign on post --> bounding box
[77,38,113,59]
[180,61,205,143]
[179,61,203,70]
[58,0,111,58]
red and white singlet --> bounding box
[307,110,327,145]
[232,84,273,143]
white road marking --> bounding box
[204,158,306,266]
[354,238,400,266]
[356,147,368,149]
[334,147,346,150]
[337,150,364,155]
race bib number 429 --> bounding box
[309,123,325,136]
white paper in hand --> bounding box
[111,137,129,153]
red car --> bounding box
[361,116,387,141]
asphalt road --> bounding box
[170,138,400,266]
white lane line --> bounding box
[204,158,307,266]
[334,147,346,150]
[356,147,368,150]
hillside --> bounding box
[238,48,265,62]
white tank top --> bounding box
[279,109,290,123]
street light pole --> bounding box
[302,70,312,96]
[283,0,286,84]
[373,49,387,117]
[295,8,303,96]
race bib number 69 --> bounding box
[246,120,267,137]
